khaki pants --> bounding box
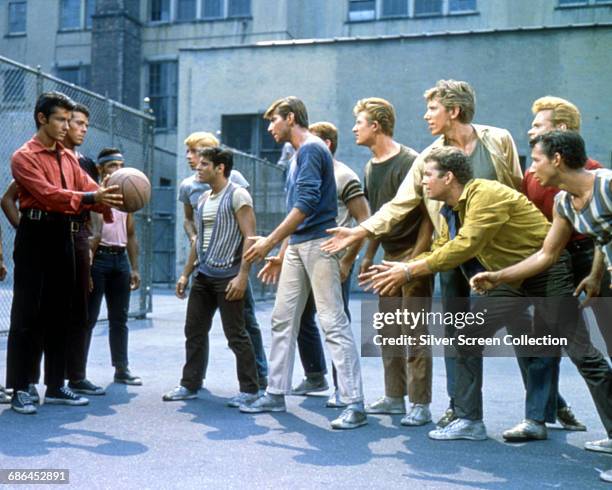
[380,250,433,404]
[267,238,364,404]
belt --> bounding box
[566,237,594,254]
[97,245,126,255]
[22,208,83,233]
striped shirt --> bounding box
[555,169,612,267]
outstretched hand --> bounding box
[470,271,501,295]
[244,236,274,264]
[321,227,358,254]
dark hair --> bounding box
[73,103,90,118]
[264,96,309,128]
[34,91,76,128]
[426,146,473,185]
[98,147,122,160]
[199,147,233,178]
[529,130,587,170]
[309,121,338,155]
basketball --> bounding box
[107,167,151,213]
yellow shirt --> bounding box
[420,179,550,283]
[361,124,523,236]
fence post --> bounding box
[108,99,115,147]
[35,65,43,97]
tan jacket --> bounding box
[361,124,523,236]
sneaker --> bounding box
[585,438,612,454]
[291,376,329,395]
[325,390,348,409]
[436,408,457,428]
[11,391,37,414]
[114,369,142,386]
[365,396,405,415]
[557,406,587,431]
[68,379,106,396]
[601,469,612,483]
[28,384,40,404]
[0,386,11,405]
[239,393,286,413]
[227,392,259,408]
[331,405,368,430]
[502,419,547,442]
[162,386,198,402]
[401,404,432,426]
[428,418,488,441]
[44,386,89,406]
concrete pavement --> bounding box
[0,290,610,489]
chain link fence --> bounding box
[0,55,154,334]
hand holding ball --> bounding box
[106,168,151,212]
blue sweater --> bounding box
[286,137,338,245]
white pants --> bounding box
[267,237,364,404]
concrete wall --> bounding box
[178,25,612,180]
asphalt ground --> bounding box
[0,289,610,489]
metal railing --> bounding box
[0,55,155,333]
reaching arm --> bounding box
[243,207,306,263]
[470,210,573,293]
[183,203,197,243]
[126,213,140,290]
[1,180,20,229]
[226,204,257,301]
[340,195,371,280]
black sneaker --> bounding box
[114,369,142,386]
[68,379,106,396]
[11,391,37,414]
[45,386,89,406]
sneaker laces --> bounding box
[16,391,33,405]
[59,386,80,400]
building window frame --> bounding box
[557,0,612,7]
[221,113,281,164]
[148,0,251,24]
[7,0,27,35]
[58,0,96,32]
[55,64,91,90]
[348,0,477,22]
[147,60,178,131]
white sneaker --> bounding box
[428,418,487,441]
[365,396,405,414]
[401,404,432,426]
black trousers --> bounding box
[6,217,75,391]
[30,225,91,383]
[180,272,259,394]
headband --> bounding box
[97,153,124,165]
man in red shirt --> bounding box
[510,96,608,438]
[5,91,121,414]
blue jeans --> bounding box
[244,281,268,379]
[88,251,131,369]
[296,266,353,388]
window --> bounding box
[202,0,222,18]
[348,0,477,20]
[59,0,96,30]
[382,0,408,17]
[149,0,250,22]
[176,0,196,21]
[8,1,26,34]
[222,114,281,163]
[150,0,170,21]
[449,0,476,11]
[349,0,375,21]
[56,65,91,89]
[414,0,443,15]
[558,0,611,5]
[148,61,178,130]
[2,69,25,104]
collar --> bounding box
[29,135,67,155]
[451,179,476,211]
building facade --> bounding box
[1,0,611,277]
